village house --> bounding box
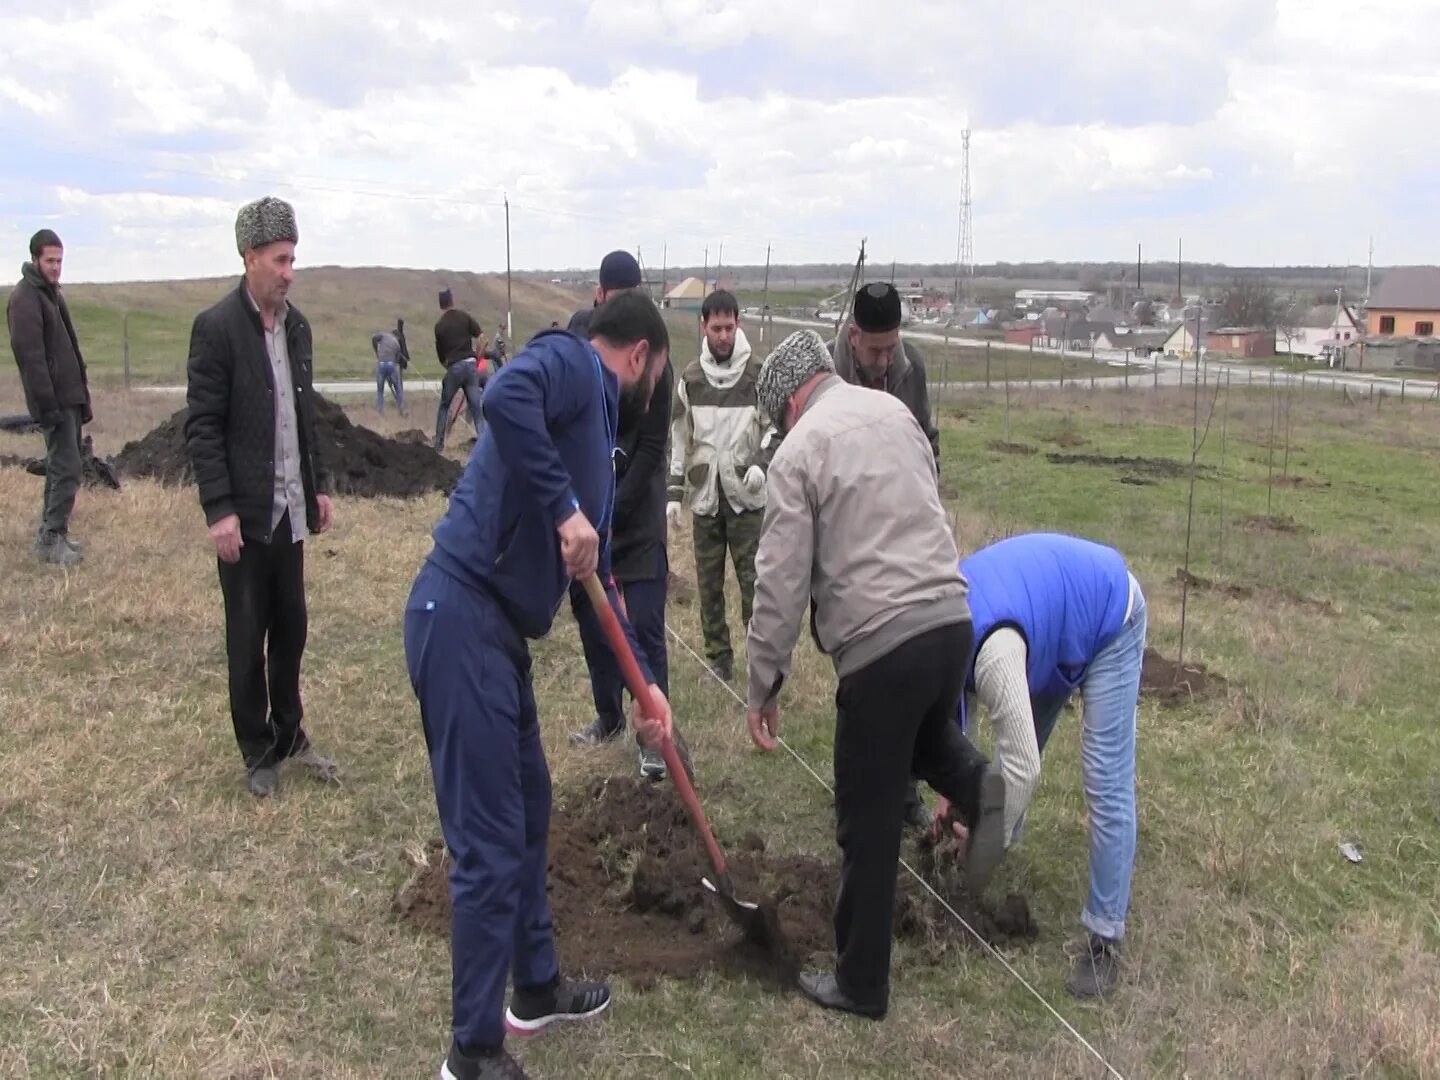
[1277,303,1360,365]
[1367,267,1440,338]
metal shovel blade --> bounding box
[702,876,760,911]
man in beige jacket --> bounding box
[745,329,1007,1020]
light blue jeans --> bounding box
[1071,582,1147,940]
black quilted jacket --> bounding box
[184,281,331,542]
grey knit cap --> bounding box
[756,329,835,428]
[235,196,298,255]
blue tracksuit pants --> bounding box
[404,562,559,1051]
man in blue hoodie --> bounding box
[936,533,1146,1001]
[404,292,674,1080]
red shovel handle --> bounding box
[579,574,731,884]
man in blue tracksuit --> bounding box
[936,532,1146,1000]
[404,292,674,1080]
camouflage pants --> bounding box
[691,501,763,666]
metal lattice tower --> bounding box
[953,128,974,308]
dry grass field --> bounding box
[1,365,1438,1077]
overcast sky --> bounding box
[1,0,1436,282]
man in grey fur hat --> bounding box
[185,196,340,799]
[745,329,1006,1021]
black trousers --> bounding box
[833,620,985,1010]
[217,512,310,769]
[569,554,670,734]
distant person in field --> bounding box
[404,293,673,1080]
[7,228,92,566]
[566,249,643,337]
[372,318,408,416]
[745,330,1006,1021]
[832,281,940,831]
[666,288,770,683]
[830,282,939,463]
[565,251,674,781]
[432,287,484,450]
[938,532,1146,1000]
[184,196,340,799]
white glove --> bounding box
[743,465,766,497]
[666,501,684,530]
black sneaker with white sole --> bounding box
[504,977,611,1037]
[570,717,624,747]
[638,745,667,781]
[439,1040,528,1079]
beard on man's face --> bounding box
[618,378,652,430]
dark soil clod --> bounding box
[1141,646,1228,706]
[394,776,1037,991]
[1048,452,1208,479]
[987,440,1038,456]
[1239,513,1308,535]
[1175,567,1336,615]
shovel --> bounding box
[578,573,768,940]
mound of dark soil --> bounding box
[394,776,1036,989]
[1047,452,1208,480]
[0,436,121,489]
[1141,647,1228,707]
[1174,568,1336,615]
[987,440,1037,456]
[1240,513,1307,535]
[115,398,461,498]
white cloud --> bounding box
[0,0,1435,281]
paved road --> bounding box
[135,342,1433,403]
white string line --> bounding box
[664,622,1127,1080]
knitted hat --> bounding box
[599,250,643,290]
[852,282,903,333]
[756,330,835,428]
[235,196,298,255]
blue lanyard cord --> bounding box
[591,349,615,534]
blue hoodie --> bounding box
[961,533,1131,705]
[426,329,653,678]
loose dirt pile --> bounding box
[1047,452,1209,482]
[986,440,1038,456]
[394,776,1036,989]
[1174,568,1336,616]
[0,436,121,489]
[115,398,461,498]
[1239,513,1308,535]
[1141,646,1228,707]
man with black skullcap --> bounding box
[185,196,340,798]
[565,250,674,780]
[566,250,643,337]
[745,328,1006,1021]
[833,281,942,830]
[831,282,940,463]
[433,287,485,450]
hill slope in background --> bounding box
[0,267,591,386]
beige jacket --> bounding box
[668,328,771,517]
[745,377,970,710]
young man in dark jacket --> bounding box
[184,196,339,799]
[404,292,673,1080]
[563,249,672,777]
[433,288,484,450]
[7,229,92,565]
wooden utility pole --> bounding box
[761,243,772,343]
[504,194,513,340]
